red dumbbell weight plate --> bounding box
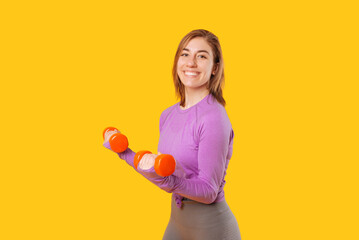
[109,133,129,153]
[155,154,176,177]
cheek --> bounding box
[198,63,212,74]
[177,59,184,69]
[206,62,214,71]
[207,64,215,75]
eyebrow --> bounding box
[182,48,210,55]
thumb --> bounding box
[158,151,162,155]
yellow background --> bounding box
[1,0,358,239]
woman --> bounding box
[104,29,241,239]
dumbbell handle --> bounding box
[134,150,176,177]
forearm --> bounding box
[103,141,136,168]
[171,177,218,204]
[138,168,218,204]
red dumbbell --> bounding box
[103,127,129,153]
[134,150,176,177]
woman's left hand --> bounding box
[103,129,120,144]
[138,152,162,170]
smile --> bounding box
[184,71,200,76]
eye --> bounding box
[198,55,207,59]
[181,53,188,56]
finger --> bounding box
[105,130,118,141]
[140,154,155,170]
[141,158,151,169]
[139,154,149,169]
[105,131,112,140]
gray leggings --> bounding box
[162,198,241,240]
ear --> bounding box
[212,63,219,75]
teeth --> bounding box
[185,71,199,76]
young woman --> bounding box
[104,29,241,240]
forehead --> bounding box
[182,37,212,54]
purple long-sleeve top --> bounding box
[103,93,235,208]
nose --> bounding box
[186,56,197,67]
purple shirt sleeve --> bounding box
[173,115,233,204]
[103,141,136,168]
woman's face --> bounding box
[177,37,216,91]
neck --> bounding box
[181,87,210,110]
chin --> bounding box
[181,81,197,88]
[184,84,208,90]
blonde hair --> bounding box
[172,29,226,107]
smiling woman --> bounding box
[162,29,241,240]
[103,29,241,240]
